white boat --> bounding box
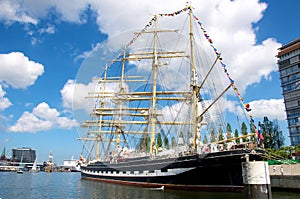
[29,158,39,173]
[63,156,80,172]
[17,156,24,174]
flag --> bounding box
[257,126,264,143]
[245,103,252,112]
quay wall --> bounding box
[268,164,300,190]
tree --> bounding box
[226,123,233,140]
[249,122,257,143]
[218,127,225,141]
[171,136,176,148]
[164,137,169,149]
[241,122,248,142]
[187,131,193,145]
[203,134,208,144]
[210,128,217,143]
[156,132,163,148]
[260,117,273,148]
[273,119,285,149]
[139,134,150,151]
[260,117,284,150]
[234,129,240,144]
[266,146,296,159]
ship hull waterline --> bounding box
[80,149,264,192]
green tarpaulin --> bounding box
[268,159,300,165]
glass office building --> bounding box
[277,38,300,146]
[12,147,36,163]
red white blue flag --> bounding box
[257,126,264,143]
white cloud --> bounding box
[61,79,121,113]
[60,80,75,109]
[9,111,52,133]
[33,102,60,121]
[88,0,280,94]
[90,0,184,36]
[8,102,78,133]
[224,37,281,93]
[0,52,44,89]
[0,0,37,24]
[249,99,286,120]
[186,0,281,94]
[56,116,77,129]
[65,0,282,121]
[221,98,286,123]
[2,1,284,122]
[0,1,280,94]
[0,85,12,111]
[60,79,96,112]
[38,24,55,34]
[0,0,89,24]
[51,0,89,23]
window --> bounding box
[290,56,300,64]
[291,136,300,146]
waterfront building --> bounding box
[12,147,36,163]
[1,147,6,160]
[277,38,300,146]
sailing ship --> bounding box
[16,156,24,174]
[78,5,266,191]
[29,158,39,173]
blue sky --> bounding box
[0,0,299,164]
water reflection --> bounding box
[79,179,242,199]
[0,172,299,199]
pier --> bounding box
[269,164,300,191]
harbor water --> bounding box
[0,172,299,199]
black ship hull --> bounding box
[80,149,265,191]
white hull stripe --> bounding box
[81,167,195,177]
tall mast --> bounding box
[79,9,193,160]
[150,15,158,155]
[116,47,127,149]
[188,5,199,150]
[95,68,107,160]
